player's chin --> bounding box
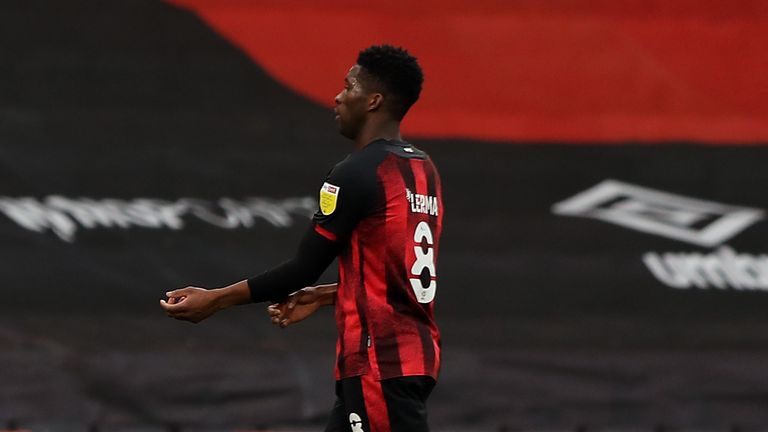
[338,123,354,139]
[339,120,363,139]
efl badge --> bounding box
[319,182,340,215]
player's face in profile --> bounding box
[334,65,369,139]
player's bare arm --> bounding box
[160,280,252,323]
[160,223,342,323]
[268,283,338,328]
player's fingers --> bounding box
[279,319,290,328]
[160,299,187,312]
[166,287,192,298]
[286,296,298,311]
[270,312,283,323]
[161,300,181,319]
[270,308,286,322]
[169,295,188,304]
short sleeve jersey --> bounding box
[313,139,443,381]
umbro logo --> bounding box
[552,179,764,247]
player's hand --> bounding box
[160,286,222,323]
[268,286,325,328]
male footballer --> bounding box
[160,45,443,432]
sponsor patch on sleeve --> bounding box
[319,182,340,215]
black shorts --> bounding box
[324,374,436,432]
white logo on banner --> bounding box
[554,180,766,292]
[552,179,763,247]
[0,196,316,243]
[643,247,768,291]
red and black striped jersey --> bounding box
[313,138,443,381]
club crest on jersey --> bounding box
[319,182,340,215]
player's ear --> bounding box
[367,93,384,112]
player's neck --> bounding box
[354,119,401,150]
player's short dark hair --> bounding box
[356,45,424,120]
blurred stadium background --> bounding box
[2,0,768,431]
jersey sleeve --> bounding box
[312,156,377,243]
[247,224,342,303]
